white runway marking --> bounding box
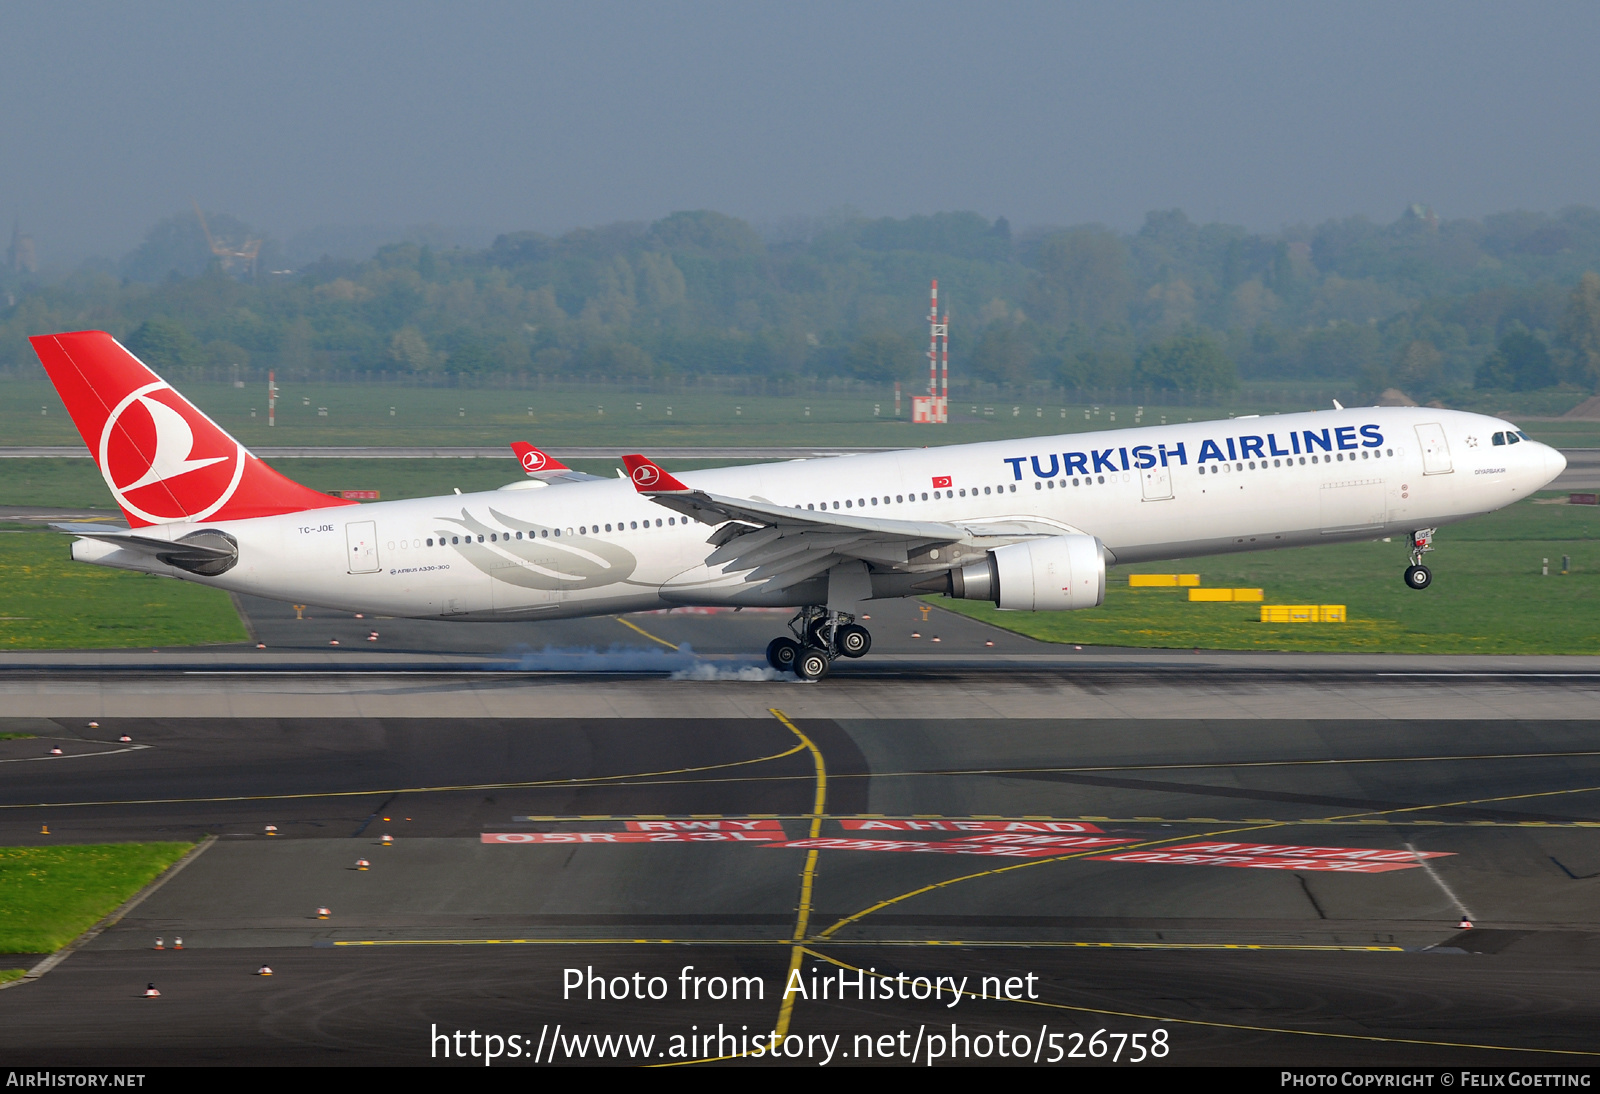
[0,741,150,764]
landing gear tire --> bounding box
[794,647,831,680]
[834,624,871,658]
[766,637,801,671]
[1404,564,1432,590]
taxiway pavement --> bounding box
[0,596,1596,1066]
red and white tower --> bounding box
[913,280,949,424]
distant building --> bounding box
[1400,203,1440,232]
[7,220,38,274]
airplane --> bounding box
[29,330,1567,679]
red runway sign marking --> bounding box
[955,834,1132,848]
[1163,842,1453,862]
[767,836,1130,858]
[841,819,1105,834]
[624,820,783,832]
[1086,851,1426,873]
[481,832,779,844]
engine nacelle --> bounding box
[949,534,1106,610]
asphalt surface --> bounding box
[0,595,1597,1066]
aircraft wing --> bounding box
[509,442,603,484]
[620,454,1048,593]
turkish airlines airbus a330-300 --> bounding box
[29,331,1567,679]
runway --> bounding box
[0,600,1597,1066]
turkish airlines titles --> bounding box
[1002,423,1387,480]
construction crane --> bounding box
[190,198,262,278]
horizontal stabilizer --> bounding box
[52,523,238,575]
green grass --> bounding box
[0,531,247,649]
[3,378,1140,447]
[0,733,34,740]
[938,496,1600,654]
[0,968,25,984]
[0,843,193,953]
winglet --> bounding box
[510,442,570,475]
[622,454,690,493]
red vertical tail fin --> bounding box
[30,331,354,527]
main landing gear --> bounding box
[765,606,871,680]
[1404,528,1436,590]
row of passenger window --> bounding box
[413,443,1411,549]
[1198,448,1396,474]
[800,485,1020,511]
[423,516,686,547]
[1034,474,1116,488]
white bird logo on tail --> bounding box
[116,394,228,491]
[98,381,244,523]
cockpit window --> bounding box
[1491,432,1506,445]
[1516,430,1531,441]
[1508,432,1521,444]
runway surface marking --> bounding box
[331,938,1405,952]
[460,746,1600,790]
[798,949,1600,1060]
[769,835,1133,859]
[838,819,1106,832]
[0,739,811,809]
[1404,838,1474,921]
[614,616,679,650]
[481,832,781,843]
[510,813,1600,828]
[622,819,784,830]
[814,781,1600,941]
[768,707,825,1043]
[771,836,1454,872]
[9,758,1600,818]
[1084,850,1437,873]
[0,742,149,765]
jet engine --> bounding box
[947,534,1105,610]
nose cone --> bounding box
[1546,445,1568,487]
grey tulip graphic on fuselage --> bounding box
[441,507,638,591]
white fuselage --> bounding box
[73,407,1565,620]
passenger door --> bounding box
[1415,423,1453,475]
[1140,464,1173,502]
[345,521,380,573]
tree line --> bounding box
[3,204,1600,401]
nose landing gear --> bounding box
[1404,528,1436,590]
[765,606,872,679]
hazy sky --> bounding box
[5,1,1600,262]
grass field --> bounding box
[938,495,1600,654]
[5,376,1596,450]
[0,530,247,649]
[0,843,193,954]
